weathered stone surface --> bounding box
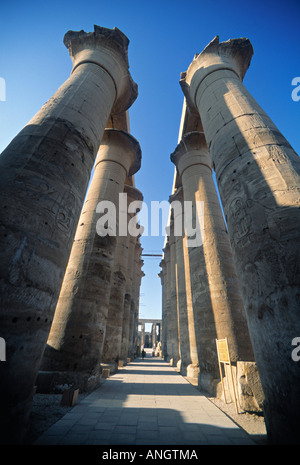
[0,25,137,444]
[237,361,264,412]
[41,129,141,391]
[165,221,180,365]
[171,130,254,394]
[180,36,300,443]
[119,185,143,361]
[169,188,191,376]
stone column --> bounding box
[169,187,192,376]
[101,230,129,371]
[0,25,137,444]
[41,128,141,391]
[131,241,144,357]
[120,185,143,361]
[158,260,168,359]
[168,220,180,366]
[171,131,254,393]
[141,324,145,348]
[162,243,171,361]
[180,36,300,443]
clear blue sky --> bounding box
[1,0,299,326]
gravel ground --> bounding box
[27,391,268,445]
[207,396,268,445]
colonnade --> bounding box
[0,25,144,444]
[160,36,300,445]
[138,319,162,351]
[0,28,299,446]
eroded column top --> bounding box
[124,183,144,202]
[170,131,212,177]
[180,35,253,115]
[96,128,141,176]
[64,25,138,114]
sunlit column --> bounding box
[158,260,167,359]
[162,242,171,361]
[101,226,129,369]
[169,187,192,376]
[171,131,254,392]
[120,185,143,361]
[132,240,144,358]
[0,25,137,444]
[180,36,300,443]
[42,129,141,390]
[168,219,180,366]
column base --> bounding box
[236,361,264,413]
[100,362,118,375]
[198,372,220,396]
[186,363,200,381]
[0,392,33,444]
[214,361,264,414]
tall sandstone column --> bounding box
[0,25,137,444]
[167,220,180,366]
[131,240,144,358]
[162,242,171,360]
[158,261,168,360]
[120,185,143,361]
[180,35,300,443]
[169,187,192,375]
[42,128,141,390]
[101,189,130,370]
[171,130,254,392]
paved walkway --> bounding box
[35,351,255,445]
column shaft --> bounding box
[162,243,171,361]
[170,188,192,376]
[171,131,254,393]
[0,25,137,444]
[42,129,141,390]
[180,36,300,443]
[168,221,180,365]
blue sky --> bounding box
[1,0,299,326]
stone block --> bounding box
[61,387,79,406]
[102,368,110,379]
[237,361,264,413]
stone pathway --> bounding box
[34,351,256,445]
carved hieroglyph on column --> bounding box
[180,36,300,443]
[0,25,137,444]
[171,130,254,392]
[42,129,141,390]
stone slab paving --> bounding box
[35,353,255,445]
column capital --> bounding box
[124,184,144,203]
[64,25,138,115]
[169,186,183,204]
[163,242,170,263]
[159,258,166,272]
[180,35,253,114]
[170,131,212,177]
[96,128,141,176]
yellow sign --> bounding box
[216,338,230,363]
[216,337,240,414]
